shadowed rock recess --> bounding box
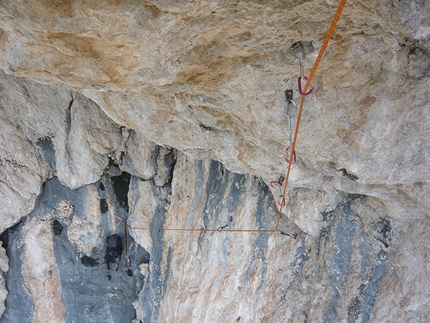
[0,0,429,322]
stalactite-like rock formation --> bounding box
[0,1,429,322]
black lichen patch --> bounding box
[111,172,131,212]
[339,168,359,181]
[36,136,56,169]
[374,217,391,248]
[317,208,336,256]
[303,311,309,323]
[64,96,75,174]
[80,256,99,267]
[100,198,108,213]
[52,219,64,236]
[199,123,216,131]
[99,182,105,191]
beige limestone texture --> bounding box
[121,130,157,180]
[22,217,66,323]
[0,0,429,322]
[0,0,428,221]
[0,68,66,232]
[142,153,429,322]
[128,176,158,253]
[54,91,122,189]
[0,68,124,231]
[66,184,103,255]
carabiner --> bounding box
[270,176,284,189]
[298,76,313,96]
[285,145,297,164]
[270,176,285,206]
[293,41,313,96]
[284,91,297,165]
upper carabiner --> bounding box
[290,41,315,96]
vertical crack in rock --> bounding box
[219,172,246,277]
[64,94,74,175]
[141,199,167,323]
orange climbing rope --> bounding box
[275,0,348,231]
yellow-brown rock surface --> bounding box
[0,0,429,322]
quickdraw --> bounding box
[285,89,298,165]
[270,176,285,206]
[274,0,348,233]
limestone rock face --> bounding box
[0,0,429,322]
[0,69,124,230]
[0,0,428,218]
